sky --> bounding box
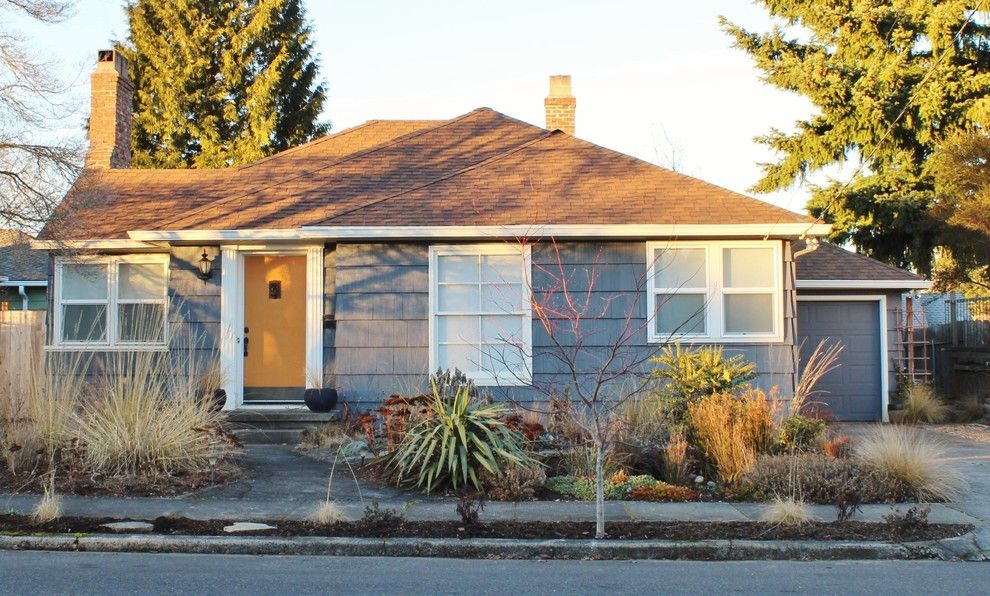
[14,0,818,214]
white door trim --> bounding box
[220,244,324,411]
[796,294,889,422]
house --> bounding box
[37,50,930,421]
[0,229,48,310]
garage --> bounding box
[793,241,933,422]
[797,299,883,421]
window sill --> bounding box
[45,345,170,352]
[647,334,785,345]
[470,374,533,387]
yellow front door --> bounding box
[243,255,307,402]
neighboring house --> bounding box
[37,50,929,421]
[0,229,48,310]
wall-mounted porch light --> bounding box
[197,249,214,280]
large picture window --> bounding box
[647,241,782,343]
[429,244,532,385]
[55,255,169,347]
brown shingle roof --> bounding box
[794,241,925,285]
[47,108,815,239]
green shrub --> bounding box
[776,416,826,452]
[378,381,534,492]
[545,474,657,500]
[650,343,756,425]
[746,454,913,504]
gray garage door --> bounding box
[797,300,883,421]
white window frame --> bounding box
[429,244,533,386]
[646,240,784,343]
[52,254,170,349]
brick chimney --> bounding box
[86,49,132,169]
[544,75,575,135]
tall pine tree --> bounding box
[121,0,328,168]
[721,1,990,273]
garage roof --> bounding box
[795,241,930,290]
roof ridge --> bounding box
[316,129,556,225]
[155,110,492,229]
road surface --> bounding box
[1,552,987,595]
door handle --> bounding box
[243,326,249,358]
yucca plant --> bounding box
[380,380,536,492]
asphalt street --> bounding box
[1,552,988,595]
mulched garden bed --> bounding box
[0,464,241,497]
[0,514,970,543]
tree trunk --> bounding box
[594,435,605,539]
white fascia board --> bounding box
[796,279,932,290]
[31,239,158,250]
[128,223,833,243]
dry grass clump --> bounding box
[761,496,812,526]
[738,387,779,454]
[31,489,62,524]
[792,340,843,416]
[73,351,226,477]
[2,351,91,474]
[747,454,913,503]
[480,462,547,501]
[895,384,950,424]
[309,500,347,524]
[954,394,986,423]
[686,390,778,484]
[853,425,968,502]
[298,423,355,452]
[661,431,690,485]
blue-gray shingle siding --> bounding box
[328,241,798,407]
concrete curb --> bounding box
[0,533,948,561]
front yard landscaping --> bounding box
[0,334,240,504]
[298,346,977,527]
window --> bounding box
[430,245,532,385]
[647,241,782,342]
[56,255,168,347]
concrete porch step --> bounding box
[226,408,340,445]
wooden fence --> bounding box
[0,310,46,410]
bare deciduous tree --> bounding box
[0,0,83,233]
[488,236,694,539]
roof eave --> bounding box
[125,223,832,243]
[796,279,932,290]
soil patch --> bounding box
[0,514,969,543]
[0,464,241,497]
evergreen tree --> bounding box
[931,131,990,291]
[721,1,990,273]
[122,0,328,168]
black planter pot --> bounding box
[198,388,227,412]
[304,387,338,412]
[211,389,227,412]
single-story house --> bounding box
[37,51,930,421]
[0,229,48,310]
